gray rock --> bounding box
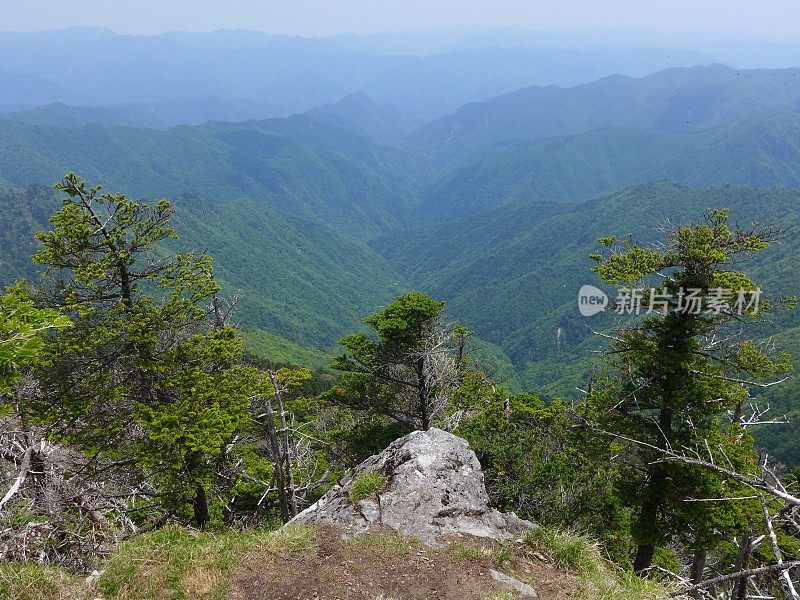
[291,428,533,545]
[490,569,538,597]
[357,499,380,523]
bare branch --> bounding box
[670,561,800,597]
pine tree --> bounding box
[25,174,252,525]
[585,209,793,572]
[328,291,468,431]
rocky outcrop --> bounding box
[291,428,533,545]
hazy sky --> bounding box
[2,0,800,38]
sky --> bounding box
[1,0,800,38]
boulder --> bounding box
[291,428,533,545]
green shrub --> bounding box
[455,372,633,562]
[349,470,388,503]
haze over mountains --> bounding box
[0,26,742,123]
[2,26,800,463]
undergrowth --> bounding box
[0,524,314,600]
[524,527,674,599]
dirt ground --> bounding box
[230,525,578,600]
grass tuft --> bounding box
[524,527,673,599]
[493,545,516,568]
[0,563,93,600]
[349,470,388,503]
[449,540,489,562]
[525,526,601,571]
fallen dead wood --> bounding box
[0,445,32,509]
[669,561,800,597]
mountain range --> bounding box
[2,54,800,463]
[0,27,717,123]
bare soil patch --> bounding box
[230,525,577,600]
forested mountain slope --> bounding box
[376,182,800,396]
[0,186,407,348]
[0,115,426,236]
[419,112,800,220]
[407,65,800,168]
[4,66,800,466]
[6,68,800,361]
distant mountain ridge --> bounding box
[0,70,90,108]
[0,103,168,129]
[0,27,719,123]
[307,92,427,147]
[406,65,800,168]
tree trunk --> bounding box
[192,485,211,526]
[211,277,225,330]
[632,474,667,572]
[184,451,211,526]
[417,357,430,430]
[632,473,663,573]
[732,398,744,426]
[273,376,298,517]
[633,543,656,574]
[633,407,674,574]
[264,394,289,523]
[731,534,752,600]
[761,495,800,600]
[690,550,707,600]
[72,184,133,310]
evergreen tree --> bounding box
[328,291,468,430]
[25,174,252,525]
[585,209,792,572]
